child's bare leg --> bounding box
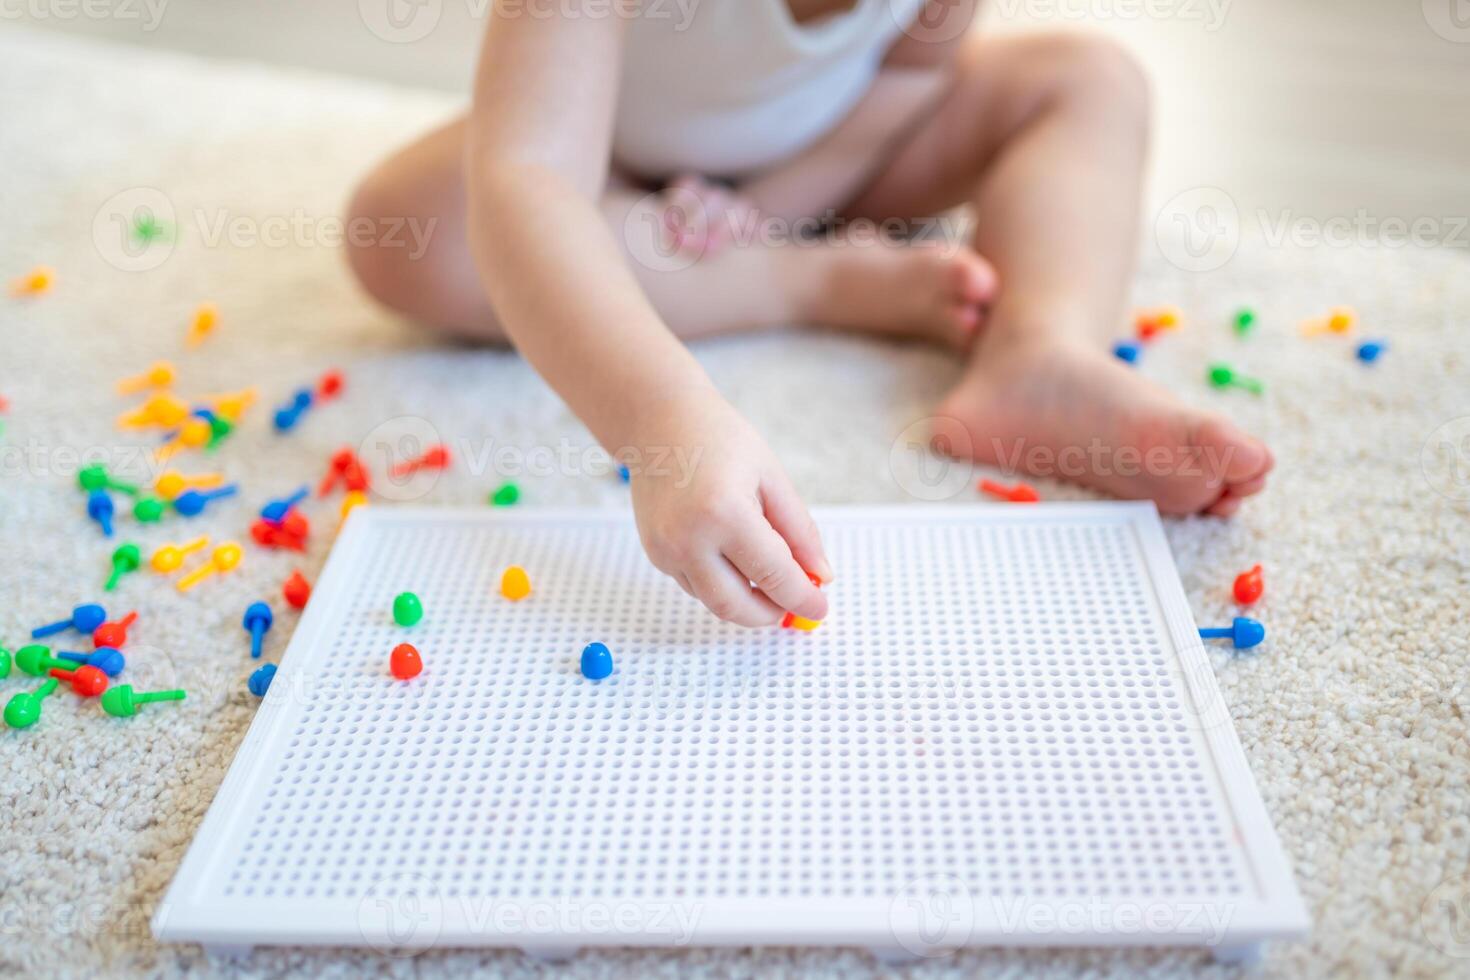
[843,32,1273,516]
[346,119,994,346]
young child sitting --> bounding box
[346,0,1273,627]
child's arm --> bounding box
[465,6,829,626]
[740,0,979,222]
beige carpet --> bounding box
[2,26,1468,980]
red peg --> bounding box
[1233,564,1264,605]
[50,664,109,697]
[317,369,344,400]
[978,479,1040,503]
[251,518,306,552]
[390,642,422,680]
[390,444,450,478]
[778,573,824,629]
[318,447,355,497]
[280,510,309,539]
[92,611,138,649]
[342,459,370,492]
[283,569,312,609]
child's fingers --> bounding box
[686,555,784,628]
[759,472,833,586]
[725,521,827,621]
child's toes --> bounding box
[1194,416,1271,488]
[1227,473,1269,500]
[950,249,998,306]
[1206,494,1244,518]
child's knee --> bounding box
[344,167,506,342]
[344,171,412,313]
[1053,34,1151,132]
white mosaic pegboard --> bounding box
[154,504,1307,961]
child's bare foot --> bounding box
[936,332,1273,516]
[783,239,997,348]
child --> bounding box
[346,0,1273,627]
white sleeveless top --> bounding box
[614,0,928,180]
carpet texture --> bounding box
[2,26,1468,980]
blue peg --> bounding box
[32,603,107,639]
[1112,341,1142,365]
[87,490,115,537]
[272,388,313,432]
[248,663,277,697]
[580,642,614,681]
[58,646,126,677]
[1356,340,1386,364]
[260,486,308,524]
[242,601,273,659]
[617,464,631,483]
[1199,617,1265,650]
[173,484,239,517]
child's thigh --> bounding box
[346,116,643,339]
[840,31,1149,224]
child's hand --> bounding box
[657,174,756,260]
[629,397,830,627]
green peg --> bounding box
[1233,308,1256,336]
[78,463,139,497]
[5,678,59,729]
[205,416,233,451]
[131,213,173,245]
[134,496,166,523]
[0,648,10,679]
[1207,362,1264,395]
[101,683,187,718]
[105,543,142,591]
[490,482,520,507]
[15,644,76,678]
[393,592,423,627]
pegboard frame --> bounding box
[153,504,1308,960]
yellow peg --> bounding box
[500,566,532,602]
[186,303,219,347]
[177,541,243,592]
[1301,305,1356,337]
[9,265,54,296]
[115,360,176,395]
[154,416,213,462]
[151,536,210,574]
[154,470,223,501]
[338,490,368,532]
[118,393,190,430]
[207,387,259,422]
